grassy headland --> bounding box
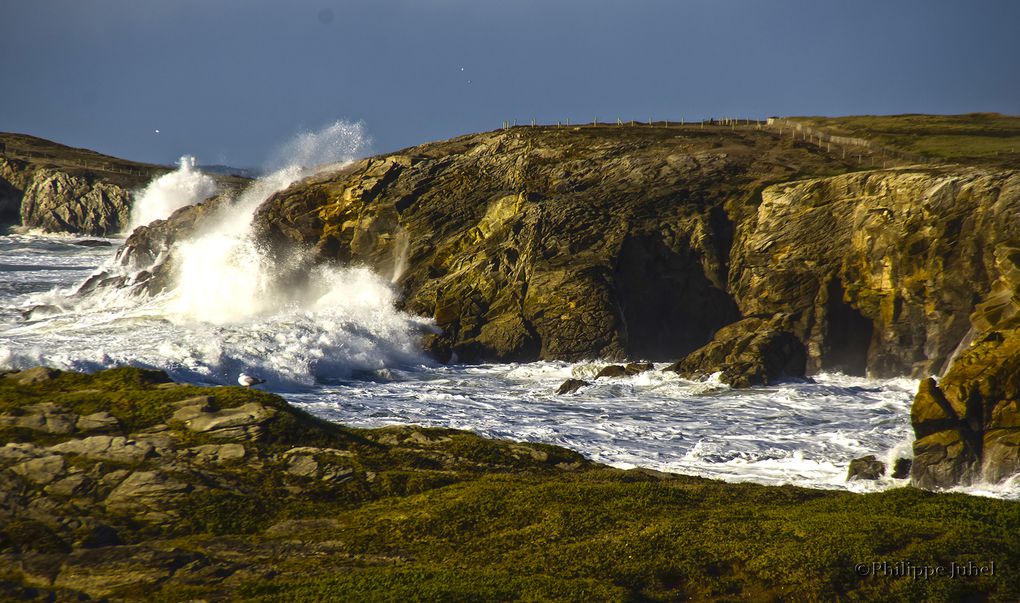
[0,367,1017,601]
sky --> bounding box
[1,0,1018,168]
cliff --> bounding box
[251,125,867,364]
[2,366,1018,601]
[0,133,247,235]
[74,115,1020,489]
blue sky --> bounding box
[1,0,1018,167]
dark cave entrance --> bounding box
[821,279,873,376]
[614,234,739,361]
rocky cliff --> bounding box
[250,126,871,364]
[0,134,167,235]
[731,167,1020,378]
[0,133,247,235]
[910,246,1020,488]
[74,118,1020,489]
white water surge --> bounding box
[127,155,218,231]
[0,122,1016,498]
[1,121,432,388]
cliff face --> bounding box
[251,126,859,363]
[0,134,169,235]
[731,168,1020,378]
[17,169,135,235]
[76,121,1020,489]
[910,247,1020,488]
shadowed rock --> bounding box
[847,456,885,481]
[556,378,590,394]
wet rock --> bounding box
[596,363,655,379]
[625,362,655,374]
[891,458,912,479]
[72,239,112,247]
[595,365,629,379]
[667,316,807,388]
[556,379,590,395]
[847,455,885,481]
[19,304,63,320]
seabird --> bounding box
[238,372,266,387]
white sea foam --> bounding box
[127,155,218,232]
[1,121,433,388]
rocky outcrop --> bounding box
[249,127,871,364]
[0,134,168,234]
[730,168,1020,378]
[18,169,134,235]
[910,247,1020,488]
[84,126,1019,385]
[0,132,247,234]
[0,366,589,599]
[847,455,886,481]
[667,315,807,387]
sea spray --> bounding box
[3,121,434,387]
[126,155,218,232]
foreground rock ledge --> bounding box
[2,366,1020,601]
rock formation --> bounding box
[18,168,135,235]
[0,135,165,234]
[56,121,1020,488]
[910,247,1020,488]
[0,133,247,235]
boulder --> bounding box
[595,365,630,379]
[667,316,807,388]
[891,458,912,479]
[595,363,654,379]
[846,455,885,481]
[556,379,590,395]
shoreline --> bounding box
[2,366,1019,600]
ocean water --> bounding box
[2,123,1015,499]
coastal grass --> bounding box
[4,367,1020,601]
[233,472,1020,602]
[788,113,1020,166]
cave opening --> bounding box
[822,279,873,376]
[614,233,739,361]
